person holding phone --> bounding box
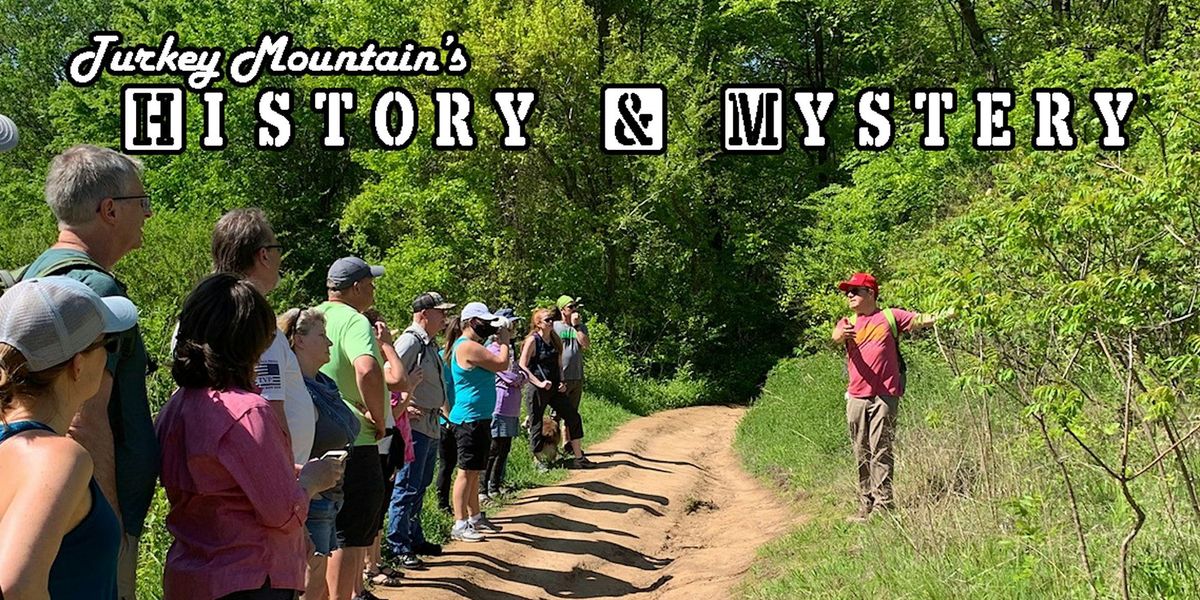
[553,296,591,463]
[447,303,512,542]
[484,308,525,498]
[831,272,949,523]
[158,274,344,600]
[280,308,361,600]
[520,308,587,470]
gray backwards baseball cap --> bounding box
[412,291,455,312]
[0,277,138,371]
[327,256,385,290]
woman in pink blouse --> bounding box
[157,274,343,600]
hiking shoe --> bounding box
[398,553,424,569]
[451,523,484,542]
[845,506,872,523]
[569,456,594,469]
[414,541,443,557]
[534,460,551,473]
[470,513,502,533]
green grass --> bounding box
[735,350,1200,600]
[134,350,696,599]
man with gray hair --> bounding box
[21,144,155,600]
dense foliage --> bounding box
[3,0,1199,596]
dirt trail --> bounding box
[380,405,800,600]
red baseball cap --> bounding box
[837,272,878,293]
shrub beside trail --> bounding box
[736,350,1200,599]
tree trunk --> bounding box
[1163,419,1200,522]
[955,0,1001,85]
[1037,415,1098,597]
[1141,2,1169,63]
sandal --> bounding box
[364,565,404,588]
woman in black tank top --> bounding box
[0,277,135,599]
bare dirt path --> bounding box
[379,405,800,600]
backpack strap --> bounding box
[23,255,108,281]
[882,308,899,340]
[0,268,20,290]
[848,309,900,340]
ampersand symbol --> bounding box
[615,92,653,146]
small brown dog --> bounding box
[533,416,563,464]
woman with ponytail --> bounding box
[156,274,344,600]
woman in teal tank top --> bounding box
[447,303,513,543]
[0,277,137,599]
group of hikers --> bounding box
[0,145,593,600]
[0,144,947,600]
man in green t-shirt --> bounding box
[22,145,154,600]
[315,256,389,600]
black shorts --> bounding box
[336,445,385,547]
[454,419,492,471]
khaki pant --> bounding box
[846,394,899,509]
[118,533,139,600]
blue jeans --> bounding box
[386,430,438,554]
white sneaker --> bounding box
[451,523,484,542]
[471,514,502,533]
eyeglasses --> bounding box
[260,244,284,252]
[111,194,152,213]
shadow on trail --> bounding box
[426,550,674,598]
[558,480,670,506]
[514,492,666,517]
[489,512,637,538]
[584,458,672,474]
[490,529,674,571]
[587,450,701,469]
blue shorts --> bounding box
[491,414,521,438]
[306,495,343,556]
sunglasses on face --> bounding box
[84,334,122,355]
[845,287,872,297]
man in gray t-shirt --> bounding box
[386,291,455,565]
[554,295,590,456]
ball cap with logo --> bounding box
[0,276,138,371]
[326,256,385,290]
[837,272,879,294]
[412,291,456,312]
[461,302,513,328]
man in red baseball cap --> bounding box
[832,272,947,522]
